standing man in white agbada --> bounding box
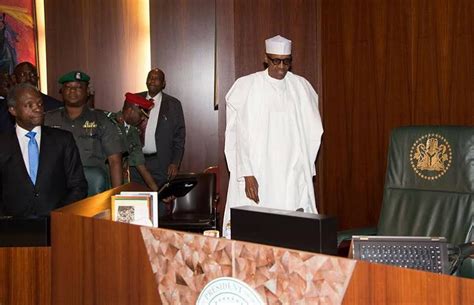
[223,35,324,234]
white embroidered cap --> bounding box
[265,35,292,55]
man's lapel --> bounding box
[36,127,54,186]
[158,93,169,126]
[7,131,33,186]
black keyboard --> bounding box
[352,236,449,274]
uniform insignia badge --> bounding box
[83,121,97,128]
[410,133,452,180]
[83,120,97,136]
[75,72,81,80]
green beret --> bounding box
[58,71,90,84]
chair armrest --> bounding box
[337,226,378,246]
[459,257,474,279]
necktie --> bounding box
[26,131,39,184]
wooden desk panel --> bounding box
[343,260,474,305]
[51,183,161,305]
[51,213,161,305]
[0,247,51,305]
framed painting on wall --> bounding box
[0,0,37,74]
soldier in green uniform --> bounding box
[44,71,124,188]
[107,93,159,191]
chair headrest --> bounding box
[386,126,474,193]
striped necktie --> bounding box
[25,131,39,184]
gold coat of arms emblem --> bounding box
[410,134,452,180]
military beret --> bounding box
[58,71,90,84]
[125,92,154,110]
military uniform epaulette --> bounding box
[105,111,124,126]
[91,108,117,124]
[105,111,117,122]
[45,106,65,114]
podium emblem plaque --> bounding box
[196,277,264,305]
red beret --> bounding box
[124,92,154,110]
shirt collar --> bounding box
[147,91,162,101]
[264,68,288,82]
[62,105,90,121]
[16,124,42,139]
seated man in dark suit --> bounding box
[0,83,88,216]
[12,62,62,112]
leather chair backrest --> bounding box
[83,166,108,196]
[171,173,216,215]
[378,126,474,245]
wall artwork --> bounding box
[0,0,36,74]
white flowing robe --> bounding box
[223,70,323,231]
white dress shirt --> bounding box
[16,125,42,175]
[142,92,162,154]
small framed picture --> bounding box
[111,195,152,226]
[120,191,159,227]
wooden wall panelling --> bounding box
[411,0,474,124]
[233,0,319,87]
[320,0,413,229]
[216,0,235,226]
[315,0,325,210]
[444,0,474,123]
[44,0,150,111]
[149,0,217,173]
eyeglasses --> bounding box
[267,55,292,66]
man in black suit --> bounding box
[0,83,87,216]
[132,68,185,188]
[12,62,62,112]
